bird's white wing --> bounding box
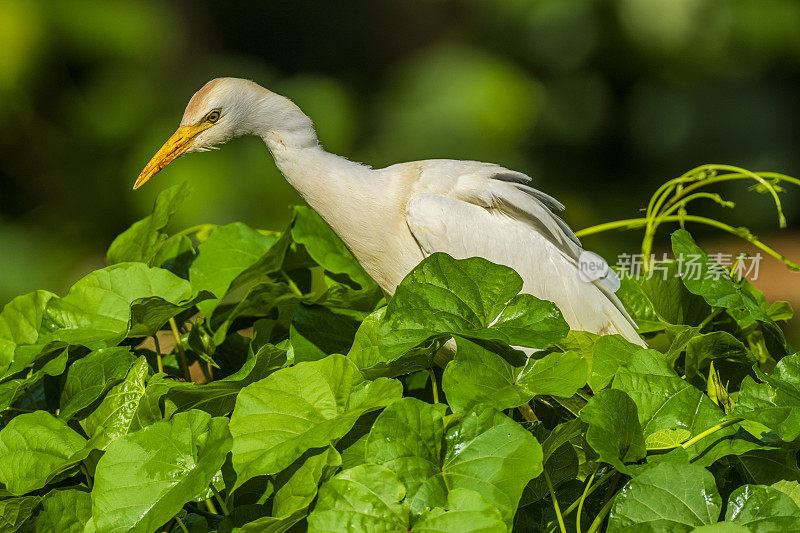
[404,161,642,345]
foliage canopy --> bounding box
[0,178,799,532]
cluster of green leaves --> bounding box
[0,182,798,532]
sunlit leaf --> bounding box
[0,411,86,495]
[230,354,402,487]
[608,463,722,531]
[379,253,569,358]
[59,346,136,420]
[580,389,646,474]
[107,181,191,265]
[443,337,586,412]
[30,488,92,533]
[92,410,231,533]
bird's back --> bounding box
[377,159,643,346]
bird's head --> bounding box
[133,77,270,189]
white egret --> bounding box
[134,78,644,346]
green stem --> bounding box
[644,182,680,269]
[668,172,799,206]
[544,470,567,533]
[698,307,724,332]
[645,179,679,223]
[586,490,617,533]
[174,516,189,533]
[199,361,212,383]
[548,472,609,533]
[704,164,786,226]
[210,485,229,516]
[169,318,192,381]
[581,164,800,273]
[176,223,217,238]
[153,334,164,374]
[204,498,218,515]
[575,217,653,237]
[183,504,220,520]
[576,215,799,270]
[659,192,734,220]
[577,469,597,533]
[428,368,439,404]
[280,270,304,298]
[681,418,744,449]
[518,402,539,422]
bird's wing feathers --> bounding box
[403,161,640,344]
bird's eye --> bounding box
[204,110,221,123]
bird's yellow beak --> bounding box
[133,123,211,189]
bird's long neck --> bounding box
[254,92,388,270]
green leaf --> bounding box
[38,263,194,348]
[0,496,40,533]
[663,323,702,365]
[690,523,749,532]
[107,181,191,265]
[517,350,587,397]
[290,206,376,290]
[412,489,506,533]
[728,449,800,486]
[772,480,800,508]
[79,357,151,449]
[608,463,722,532]
[726,484,800,530]
[209,281,300,346]
[0,411,86,495]
[347,308,431,379]
[589,334,643,391]
[150,233,196,278]
[671,230,786,348]
[733,353,800,441]
[442,338,525,412]
[30,488,92,533]
[645,428,692,450]
[615,276,664,333]
[0,347,68,412]
[230,354,402,487]
[92,410,231,533]
[289,303,363,363]
[638,259,711,327]
[364,398,448,507]
[378,254,569,358]
[540,418,587,463]
[684,331,750,379]
[767,300,794,322]
[128,291,214,338]
[613,367,757,465]
[166,343,286,417]
[59,346,136,420]
[189,222,280,316]
[671,230,748,310]
[308,464,409,533]
[580,389,646,474]
[367,400,542,525]
[273,446,341,518]
[0,290,56,377]
[526,440,579,502]
[237,447,344,532]
[442,337,586,412]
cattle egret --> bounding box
[135,78,644,346]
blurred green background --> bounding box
[1,0,798,337]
